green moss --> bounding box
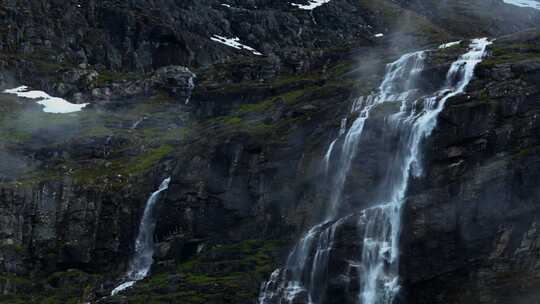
[223,116,243,126]
[0,108,81,144]
[236,100,274,113]
[511,145,540,161]
[327,60,360,79]
[0,270,101,304]
[70,142,174,186]
[70,164,114,184]
[115,239,282,304]
[80,125,111,137]
[483,52,540,66]
[0,274,33,290]
[483,42,540,67]
[96,69,144,86]
[1,87,191,186]
[178,239,281,275]
[250,123,276,135]
[519,149,530,157]
[479,89,489,102]
[0,295,28,304]
[234,87,308,117]
[34,61,66,73]
[280,88,308,104]
[121,144,174,175]
[0,243,25,253]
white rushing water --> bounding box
[259,38,491,304]
[291,0,331,10]
[131,117,146,130]
[111,177,171,296]
[358,38,492,304]
[503,0,540,10]
[259,48,427,304]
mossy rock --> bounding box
[113,240,282,304]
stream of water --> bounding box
[259,38,491,304]
[111,177,171,296]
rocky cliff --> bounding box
[0,0,539,303]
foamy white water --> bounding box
[503,0,540,10]
[358,37,492,304]
[111,177,171,296]
[258,49,427,304]
[291,0,331,10]
[258,38,491,304]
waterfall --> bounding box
[131,117,146,130]
[111,177,171,296]
[258,38,491,304]
[358,37,492,304]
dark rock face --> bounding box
[1,1,540,303]
[151,66,196,102]
[402,31,540,303]
[0,176,159,274]
[83,65,196,104]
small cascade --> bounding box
[111,177,172,296]
[258,38,491,304]
[131,117,146,130]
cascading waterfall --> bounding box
[111,177,171,296]
[358,38,492,304]
[259,38,491,304]
[259,48,426,304]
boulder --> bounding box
[151,66,196,103]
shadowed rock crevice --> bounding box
[1,1,540,303]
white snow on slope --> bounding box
[291,0,331,10]
[439,41,462,49]
[3,86,88,113]
[503,0,540,10]
[210,35,263,56]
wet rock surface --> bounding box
[402,30,540,304]
[0,1,539,303]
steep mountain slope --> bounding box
[403,30,540,304]
[0,1,539,303]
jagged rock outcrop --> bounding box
[1,0,540,303]
[402,29,540,304]
[151,66,196,102]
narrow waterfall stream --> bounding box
[111,177,171,296]
[259,38,491,304]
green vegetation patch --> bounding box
[0,270,101,304]
[111,239,282,304]
[483,42,540,67]
[96,69,144,86]
[121,144,174,175]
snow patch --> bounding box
[221,3,231,8]
[291,0,331,10]
[210,35,263,56]
[503,0,540,10]
[3,86,88,113]
[439,41,462,49]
